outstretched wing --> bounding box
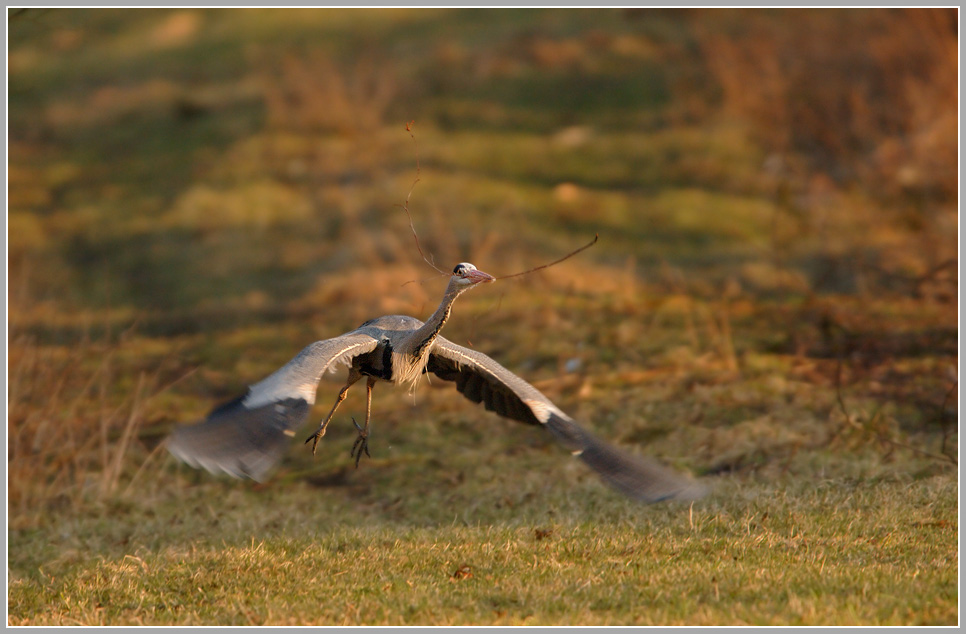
[167,332,381,481]
[427,338,707,503]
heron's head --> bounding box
[451,262,495,288]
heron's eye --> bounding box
[453,265,464,275]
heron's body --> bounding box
[168,263,706,503]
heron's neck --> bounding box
[407,280,463,359]
[391,279,464,391]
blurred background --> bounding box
[7,8,958,528]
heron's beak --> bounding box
[466,269,495,284]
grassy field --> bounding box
[7,8,958,626]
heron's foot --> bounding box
[304,425,327,456]
[350,416,371,469]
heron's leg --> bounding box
[350,377,376,468]
[305,373,362,455]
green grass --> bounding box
[7,7,958,627]
[9,476,957,625]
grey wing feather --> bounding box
[167,395,310,482]
[543,413,708,502]
[167,332,380,481]
[426,339,547,425]
[427,338,707,503]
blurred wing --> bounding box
[167,332,380,481]
[427,338,707,503]
[167,395,311,482]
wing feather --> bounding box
[167,332,381,481]
[428,338,706,503]
[243,333,381,408]
[427,339,548,426]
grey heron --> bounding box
[167,262,706,503]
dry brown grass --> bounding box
[690,8,957,204]
[259,48,399,137]
[9,335,129,527]
[6,318,195,530]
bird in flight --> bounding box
[167,262,706,503]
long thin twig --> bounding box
[401,234,601,288]
[495,233,599,280]
[396,125,598,283]
[396,120,444,275]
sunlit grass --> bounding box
[8,475,956,626]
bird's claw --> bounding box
[304,426,326,456]
[350,416,370,469]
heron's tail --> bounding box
[545,413,708,503]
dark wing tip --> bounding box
[167,397,311,482]
[546,413,708,504]
[576,440,710,503]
